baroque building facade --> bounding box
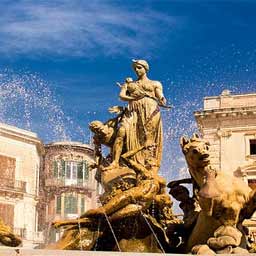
[0,123,43,247]
[0,122,98,248]
[195,90,256,239]
[38,141,97,243]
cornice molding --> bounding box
[195,106,256,120]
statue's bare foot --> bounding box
[81,207,106,218]
[103,161,119,171]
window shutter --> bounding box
[65,162,71,179]
[80,197,85,214]
[83,161,89,180]
[72,196,78,213]
[77,162,83,180]
[53,161,58,177]
[61,160,65,177]
[56,196,61,214]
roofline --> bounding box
[45,141,94,152]
[194,105,256,116]
[0,123,93,155]
[204,92,256,100]
[0,122,44,155]
[0,122,38,138]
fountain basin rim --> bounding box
[0,247,188,256]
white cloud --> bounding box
[0,1,184,57]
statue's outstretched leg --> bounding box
[104,126,126,170]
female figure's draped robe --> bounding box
[121,81,163,173]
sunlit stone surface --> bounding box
[0,248,184,256]
[195,91,256,238]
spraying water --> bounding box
[1,64,255,184]
[0,69,88,143]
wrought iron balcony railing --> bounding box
[13,228,44,243]
[45,178,95,191]
[13,227,26,238]
[0,178,26,193]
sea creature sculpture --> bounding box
[178,133,256,254]
[0,218,22,247]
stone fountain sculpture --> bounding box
[0,218,22,247]
[49,60,256,254]
[50,59,180,252]
[168,134,256,254]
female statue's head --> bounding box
[132,59,149,78]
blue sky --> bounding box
[0,1,256,180]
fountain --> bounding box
[0,61,255,255]
[47,60,256,254]
[49,59,181,253]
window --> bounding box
[250,140,256,155]
[56,196,61,214]
[248,179,256,190]
[64,195,78,214]
[80,197,85,214]
[72,163,77,180]
[56,194,85,216]
[53,161,58,177]
[77,162,83,179]
[83,161,89,180]
[53,160,89,185]
[0,203,14,228]
[53,160,65,178]
[65,162,71,179]
[0,155,15,187]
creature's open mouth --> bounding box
[199,153,210,162]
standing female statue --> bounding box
[108,59,167,174]
[50,61,173,253]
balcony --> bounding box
[0,178,26,193]
[45,178,95,191]
[13,228,44,243]
[13,227,26,238]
